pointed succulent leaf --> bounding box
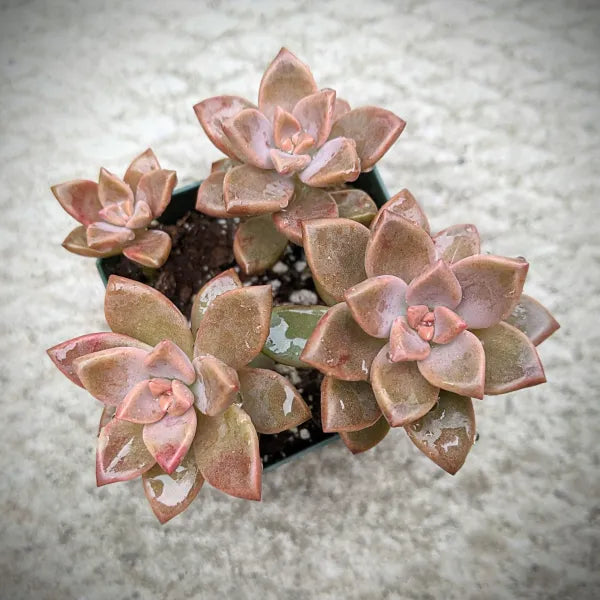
[258,47,318,120]
[191,355,240,416]
[370,189,430,233]
[339,416,390,454]
[47,332,151,387]
[165,380,195,416]
[330,189,378,225]
[332,97,351,122]
[125,200,153,230]
[193,405,262,500]
[194,285,272,369]
[74,347,150,406]
[142,450,204,524]
[98,405,116,434]
[222,108,275,169]
[123,148,161,192]
[432,306,468,344]
[143,407,197,475]
[86,222,135,252]
[195,171,235,217]
[407,305,428,329]
[452,255,529,329]
[406,259,462,309]
[272,185,338,245]
[303,218,370,305]
[300,302,385,381]
[417,331,485,399]
[96,418,156,486]
[474,321,546,395]
[210,157,240,174]
[345,275,408,338]
[321,376,381,432]
[51,179,102,225]
[144,340,196,384]
[299,137,360,187]
[365,210,436,283]
[105,276,194,357]
[193,95,256,159]
[98,201,130,227]
[269,149,311,175]
[262,304,329,367]
[292,89,336,149]
[191,269,242,336]
[135,169,177,219]
[122,229,172,269]
[505,294,560,346]
[433,224,480,264]
[233,214,288,275]
[329,107,406,171]
[405,390,476,475]
[62,226,122,258]
[238,368,311,434]
[272,106,302,149]
[116,380,166,424]
[223,164,294,216]
[388,317,431,362]
[98,167,134,208]
[370,344,439,427]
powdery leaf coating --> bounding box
[406,259,463,309]
[365,210,437,283]
[272,185,338,245]
[122,229,172,269]
[292,89,336,149]
[62,226,122,258]
[144,340,196,385]
[191,355,240,417]
[269,149,311,175]
[223,164,294,216]
[98,167,134,208]
[474,322,546,395]
[195,171,234,218]
[51,180,102,226]
[193,405,262,501]
[417,331,486,399]
[238,368,311,434]
[298,137,360,187]
[332,97,351,122]
[370,344,439,427]
[234,214,288,275]
[135,169,177,219]
[321,376,381,432]
[193,95,256,159]
[258,47,318,121]
[433,224,480,264]
[345,275,408,339]
[330,189,378,226]
[505,294,560,346]
[388,317,431,362]
[96,418,156,486]
[222,108,275,169]
[105,276,194,358]
[405,391,476,475]
[123,148,161,192]
[303,218,370,305]
[339,416,390,454]
[47,332,151,387]
[452,255,529,329]
[116,380,166,424]
[142,451,204,524]
[142,407,197,475]
[74,347,150,406]
[432,306,468,344]
[300,302,385,381]
[191,269,242,336]
[329,106,406,171]
[86,222,134,252]
[194,285,272,369]
[272,106,302,148]
[370,189,430,233]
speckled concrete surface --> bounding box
[1,1,598,598]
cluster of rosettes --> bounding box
[48,273,311,523]
[295,190,558,473]
[52,149,177,268]
[194,48,405,275]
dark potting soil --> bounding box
[101,210,336,467]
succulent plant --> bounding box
[262,189,558,473]
[194,48,405,274]
[52,149,177,268]
[47,273,311,523]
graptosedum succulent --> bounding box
[194,48,404,275]
[52,149,177,268]
[47,273,311,523]
[269,190,558,473]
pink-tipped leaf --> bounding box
[86,222,134,252]
[144,339,196,384]
[370,189,429,233]
[505,294,560,346]
[62,226,123,258]
[122,229,172,269]
[51,179,102,226]
[432,306,468,344]
[292,88,336,150]
[222,108,274,170]
[433,224,480,264]
[116,380,166,424]
[191,355,240,416]
[388,317,431,362]
[406,259,463,309]
[124,148,161,192]
[97,167,134,208]
[299,137,360,187]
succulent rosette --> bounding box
[52,149,177,268]
[47,273,311,523]
[284,189,559,473]
[194,48,405,274]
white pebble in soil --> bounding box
[272,261,288,274]
[299,428,310,440]
[289,289,318,305]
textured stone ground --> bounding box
[1,0,598,598]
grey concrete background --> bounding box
[1,0,598,598]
